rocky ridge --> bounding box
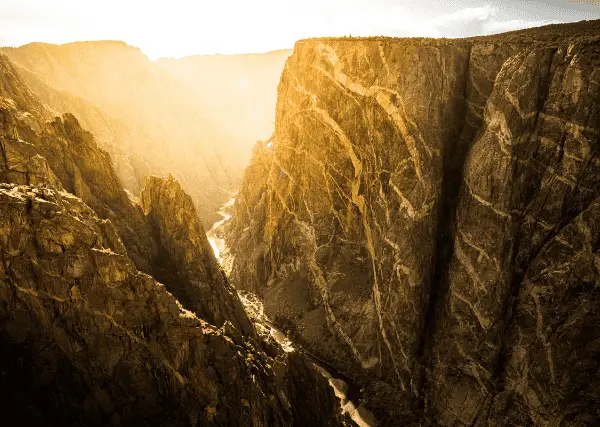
[0,53,343,426]
[231,20,600,425]
[0,92,157,273]
[0,43,291,226]
[141,175,254,336]
[0,184,341,426]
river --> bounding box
[206,197,376,427]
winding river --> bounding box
[206,197,376,427]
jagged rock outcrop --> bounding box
[0,63,157,272]
[0,184,343,426]
[0,51,344,425]
[2,60,250,338]
[0,44,290,226]
[231,20,600,425]
[141,175,254,336]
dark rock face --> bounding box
[141,175,254,336]
[428,37,600,426]
[0,184,342,426]
[231,21,600,425]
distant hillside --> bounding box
[157,49,292,156]
[0,41,291,224]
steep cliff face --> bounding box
[231,20,600,425]
[141,175,254,336]
[0,184,342,426]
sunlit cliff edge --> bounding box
[231,19,600,426]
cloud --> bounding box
[432,5,497,27]
[428,5,563,38]
[428,6,497,37]
[482,19,563,35]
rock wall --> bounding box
[231,20,600,425]
[141,175,254,336]
[0,184,342,426]
[0,52,343,426]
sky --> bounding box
[1,0,599,59]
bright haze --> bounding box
[1,0,599,226]
[1,0,599,59]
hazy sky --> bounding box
[1,0,599,59]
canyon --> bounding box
[0,18,599,427]
[0,42,291,225]
[0,54,341,426]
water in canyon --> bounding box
[206,197,376,427]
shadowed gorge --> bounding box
[1,6,600,426]
[231,20,600,425]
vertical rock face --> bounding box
[231,21,600,425]
[141,175,254,336]
[234,37,472,397]
[429,36,600,426]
